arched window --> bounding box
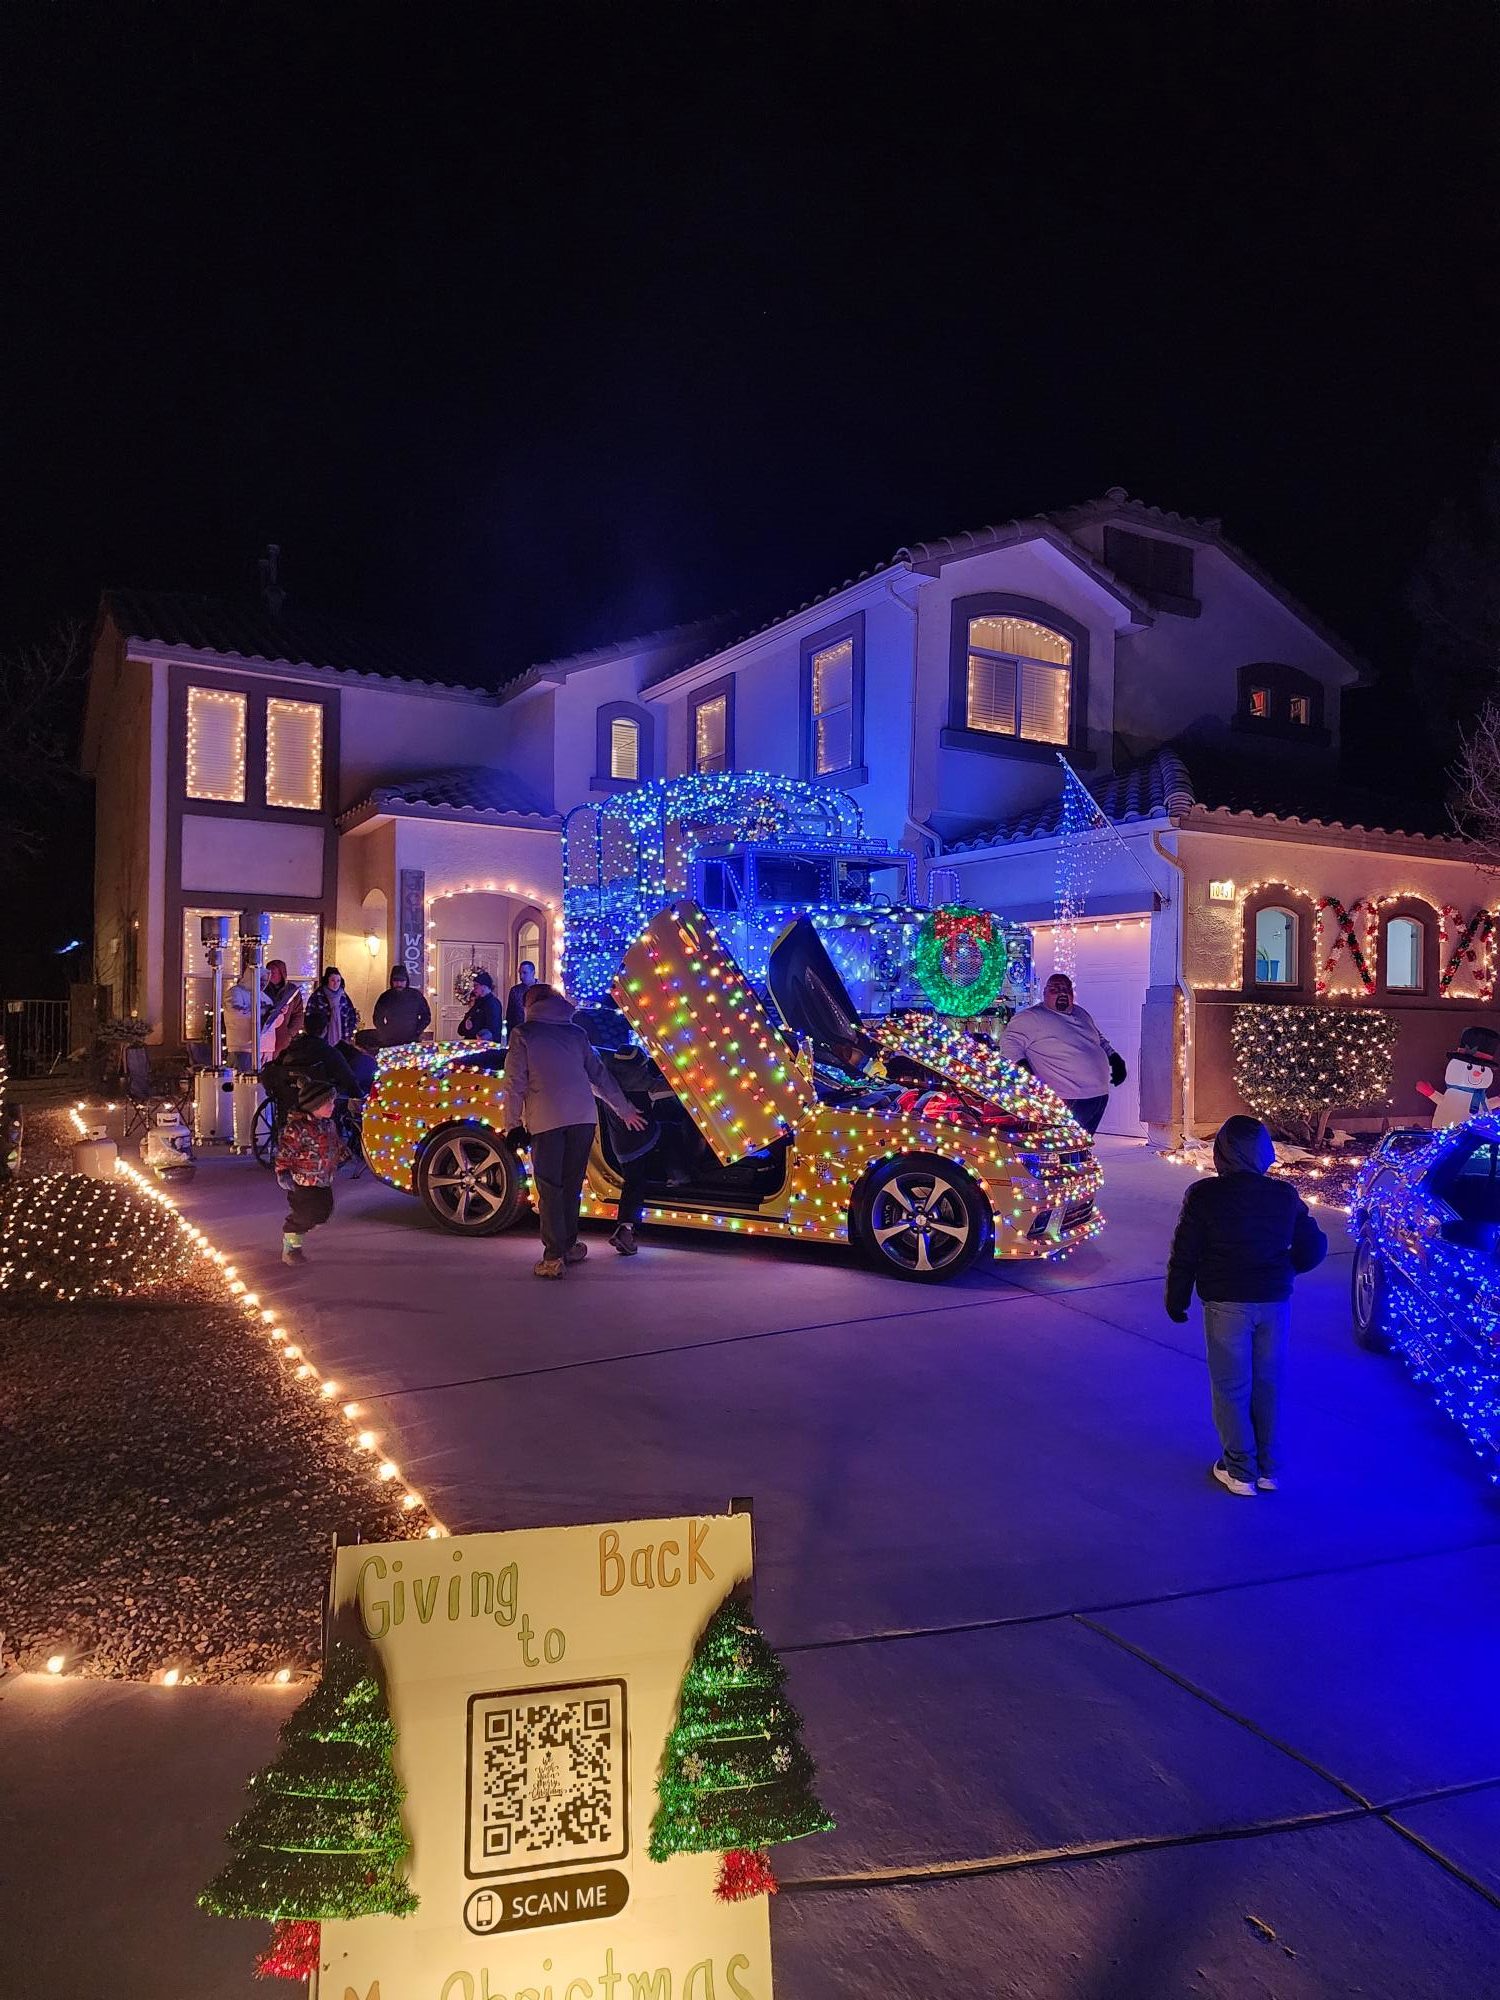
[965,614,1072,744]
[513,911,545,981]
[1384,916,1432,992]
[1254,907,1298,986]
[593,703,653,790]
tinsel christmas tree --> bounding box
[649,1594,832,1900]
[200,1641,418,1980]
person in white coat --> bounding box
[999,972,1123,1134]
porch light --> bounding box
[364,933,381,957]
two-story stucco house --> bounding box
[85,492,1499,1144]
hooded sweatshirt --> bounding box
[500,992,634,1136]
[1165,1116,1327,1314]
[373,976,432,1047]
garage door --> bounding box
[1032,918,1151,1138]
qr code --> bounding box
[466,1680,628,1877]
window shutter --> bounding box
[816,709,853,773]
[966,654,1016,733]
[185,687,247,801]
[1018,661,1069,745]
[610,717,640,781]
[265,699,323,809]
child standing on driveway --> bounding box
[1165,1114,1327,1496]
[274,1080,347,1265]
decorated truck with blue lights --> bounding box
[562,772,1033,1022]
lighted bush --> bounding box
[1230,1004,1398,1144]
[0,1175,199,1303]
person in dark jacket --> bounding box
[458,969,505,1042]
[602,1045,686,1255]
[1165,1114,1327,1496]
[306,967,359,1046]
[373,965,432,1048]
[505,960,538,1036]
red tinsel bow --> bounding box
[716,1849,779,1901]
[933,909,993,945]
[255,1920,320,1982]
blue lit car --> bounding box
[1349,1116,1500,1470]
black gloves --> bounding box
[1166,1306,1189,1324]
[1108,1051,1128,1088]
[505,1127,530,1150]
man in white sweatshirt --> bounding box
[999,972,1121,1135]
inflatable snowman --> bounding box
[1415,1025,1500,1128]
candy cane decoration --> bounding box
[1439,905,1497,999]
[1315,896,1375,995]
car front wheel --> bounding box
[852,1156,991,1283]
[417,1123,527,1236]
[1351,1234,1397,1354]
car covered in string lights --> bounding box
[362,902,1102,1282]
[1350,1116,1500,1473]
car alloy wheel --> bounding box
[854,1157,989,1282]
[419,1125,525,1236]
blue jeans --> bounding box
[1201,1300,1290,1482]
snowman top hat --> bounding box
[1450,1025,1500,1065]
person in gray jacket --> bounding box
[999,972,1124,1134]
[501,984,644,1278]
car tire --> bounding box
[417,1123,527,1237]
[1351,1233,1397,1354]
[851,1155,991,1283]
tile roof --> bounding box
[341,765,556,825]
[950,743,1459,850]
[104,588,495,694]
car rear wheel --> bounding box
[418,1124,526,1236]
[1351,1234,1397,1353]
[852,1156,991,1283]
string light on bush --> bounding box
[1231,1004,1398,1145]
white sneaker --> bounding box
[1212,1461,1256,1497]
[1256,1475,1280,1492]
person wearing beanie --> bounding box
[1165,1114,1327,1496]
[273,1078,348,1265]
[373,964,432,1048]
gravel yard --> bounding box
[0,1106,429,1681]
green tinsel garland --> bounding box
[913,907,1010,1016]
[200,1642,419,1924]
[649,1597,833,1863]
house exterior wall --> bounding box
[88,643,166,1030]
[1175,822,1500,1134]
[337,684,519,813]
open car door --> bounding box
[613,902,816,1163]
[766,914,873,1057]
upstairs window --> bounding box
[609,716,640,782]
[810,637,855,774]
[265,698,324,809]
[1254,906,1298,985]
[692,686,732,774]
[1102,527,1196,602]
[185,686,247,802]
[965,615,1071,745]
[1236,664,1325,737]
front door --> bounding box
[438,941,506,1042]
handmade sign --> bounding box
[314,1512,789,2000]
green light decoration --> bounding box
[914,905,1010,1016]
[200,1641,418,1980]
[649,1594,833,1900]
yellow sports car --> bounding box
[362,903,1102,1282]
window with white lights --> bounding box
[810,638,854,774]
[964,615,1071,745]
[264,911,322,996]
[609,717,640,782]
[1384,915,1423,992]
[182,907,238,1042]
[185,686,247,801]
[265,698,324,809]
[1254,906,1298,986]
[693,688,731,773]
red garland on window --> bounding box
[1438,906,1497,998]
[1314,896,1375,996]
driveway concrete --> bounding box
[27,1135,1500,1994]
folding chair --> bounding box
[122,1043,155,1142]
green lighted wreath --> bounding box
[914,906,1010,1015]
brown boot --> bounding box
[564,1242,588,1264]
[534,1256,565,1279]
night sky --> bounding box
[3,5,1498,979]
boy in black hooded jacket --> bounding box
[1166,1114,1326,1496]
